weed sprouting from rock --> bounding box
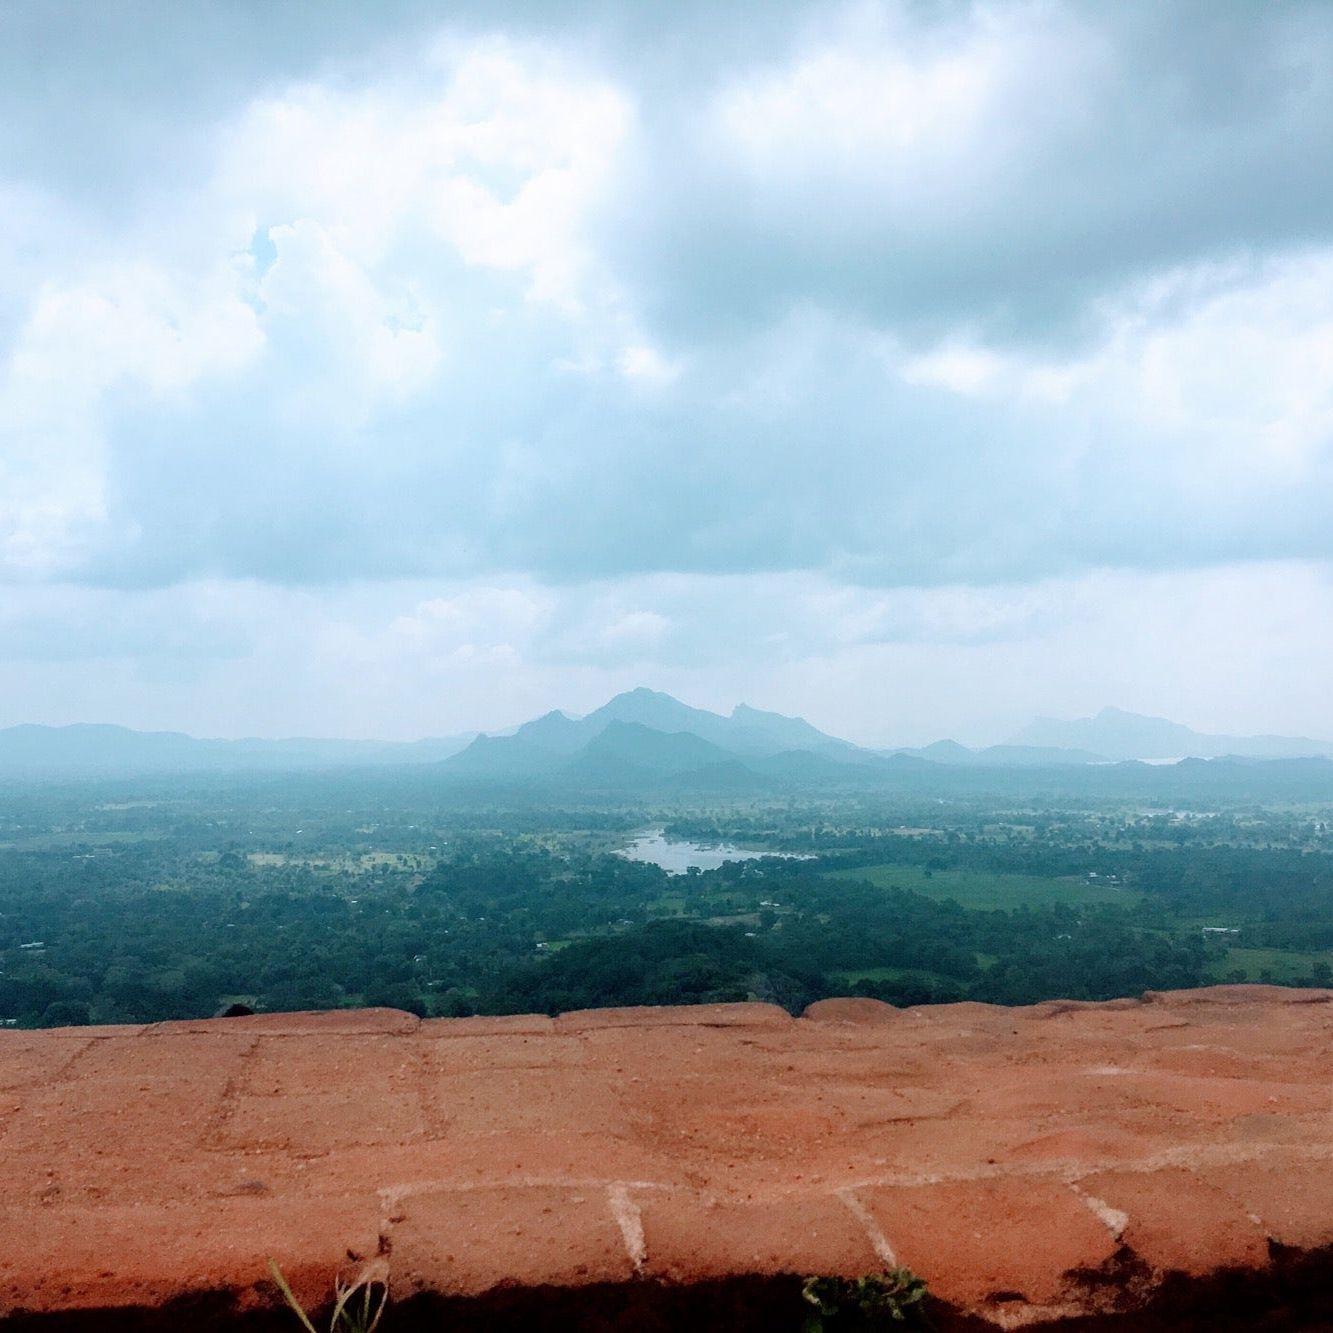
[801,1269,933,1330]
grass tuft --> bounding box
[267,1258,389,1333]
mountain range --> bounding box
[443,690,1333,788]
[1,693,1329,783]
[0,724,476,776]
[1009,706,1333,761]
[449,689,861,770]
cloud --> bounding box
[1,2,1332,736]
[3,563,1331,745]
[8,251,1328,592]
[621,1,1333,343]
[1,3,1329,595]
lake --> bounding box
[616,829,808,875]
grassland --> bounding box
[1211,946,1333,983]
[827,862,1141,910]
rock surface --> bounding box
[1,987,1331,1328]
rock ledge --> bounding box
[1,987,1330,1328]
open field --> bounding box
[827,862,1142,911]
[1211,946,1333,983]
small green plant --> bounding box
[801,1269,932,1330]
[267,1259,388,1333]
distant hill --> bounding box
[0,723,476,776]
[442,734,563,778]
[445,689,1140,790]
[443,689,878,790]
[576,721,740,774]
[6,695,1331,794]
[0,689,858,785]
[505,688,861,759]
[889,739,1108,767]
[1010,706,1333,761]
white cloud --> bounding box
[899,344,1001,395]
[885,247,1333,507]
[615,343,679,385]
[714,8,1009,166]
[258,219,441,411]
[0,35,645,581]
[1,3,1333,736]
[219,39,634,309]
[1117,254,1333,477]
[0,255,262,576]
[3,563,1332,745]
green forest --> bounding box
[1,771,1330,1028]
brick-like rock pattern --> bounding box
[0,987,1330,1327]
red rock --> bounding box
[0,1036,92,1089]
[391,1185,634,1296]
[1076,1167,1269,1275]
[1027,997,1144,1017]
[424,1066,636,1139]
[1001,1124,1158,1167]
[801,997,903,1024]
[239,1033,422,1097]
[71,1031,255,1081]
[1206,1152,1333,1250]
[1143,984,1333,1006]
[554,1001,792,1031]
[0,1196,381,1315]
[855,1177,1118,1309]
[0,988,1329,1327]
[637,1189,883,1280]
[420,1031,586,1074]
[419,1013,556,1038]
[147,1006,421,1035]
[215,1088,431,1154]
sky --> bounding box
[2,0,1332,747]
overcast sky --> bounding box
[2,0,1332,746]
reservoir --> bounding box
[617,829,808,875]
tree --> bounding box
[40,1000,92,1028]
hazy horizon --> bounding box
[6,690,1332,756]
[4,2,1333,749]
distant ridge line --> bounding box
[3,694,1330,781]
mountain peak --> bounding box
[1095,705,1165,723]
[731,700,804,718]
[605,686,677,704]
[593,689,701,725]
[445,688,861,778]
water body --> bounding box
[617,829,809,875]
